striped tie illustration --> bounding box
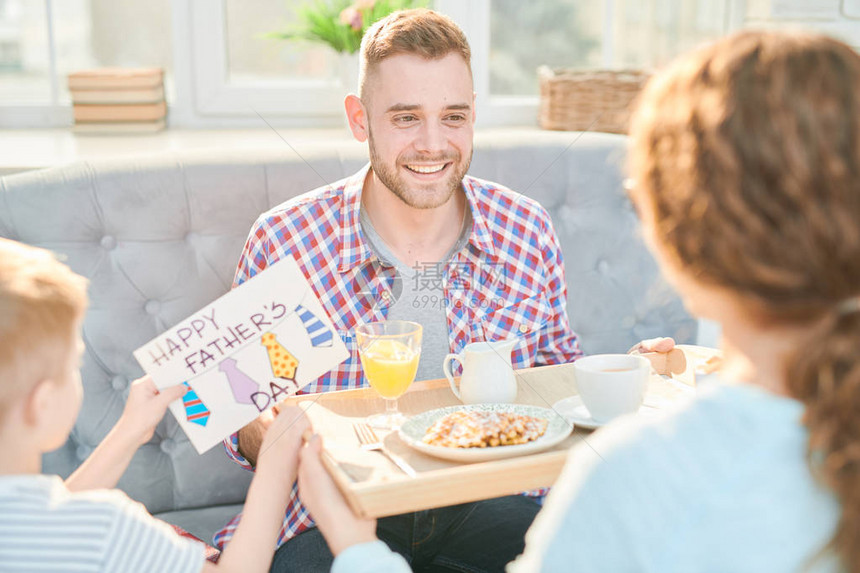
[182,382,210,427]
[295,304,333,347]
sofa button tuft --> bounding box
[160,438,176,455]
[111,375,128,391]
[145,300,161,315]
[100,235,117,250]
[597,260,610,274]
[76,445,92,461]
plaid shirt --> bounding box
[213,164,582,550]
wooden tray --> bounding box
[285,360,698,519]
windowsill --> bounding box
[0,126,591,177]
[0,128,359,176]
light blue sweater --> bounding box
[335,382,843,573]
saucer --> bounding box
[552,396,660,430]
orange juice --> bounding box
[360,338,420,398]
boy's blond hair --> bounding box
[0,239,88,420]
[359,8,471,99]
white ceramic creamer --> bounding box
[442,339,519,404]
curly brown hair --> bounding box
[629,31,860,571]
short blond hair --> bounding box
[0,239,88,419]
[359,8,471,98]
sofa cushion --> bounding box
[0,130,695,535]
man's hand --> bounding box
[629,337,675,354]
[297,434,378,556]
[237,407,281,467]
[115,376,188,446]
[256,403,311,478]
[628,337,686,376]
[237,397,306,467]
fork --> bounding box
[353,423,417,478]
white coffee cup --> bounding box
[573,354,649,423]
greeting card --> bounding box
[134,257,348,454]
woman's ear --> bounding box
[344,94,368,142]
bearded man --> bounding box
[217,9,583,573]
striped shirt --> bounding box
[214,164,582,550]
[0,475,203,573]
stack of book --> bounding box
[68,68,166,133]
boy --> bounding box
[0,238,309,572]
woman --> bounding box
[298,31,859,572]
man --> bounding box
[216,8,646,573]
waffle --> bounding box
[422,410,548,448]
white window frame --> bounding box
[0,0,70,128]
[177,0,543,128]
[1,0,749,129]
[174,1,462,127]
[178,0,748,128]
[435,0,548,127]
[175,0,345,128]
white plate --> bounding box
[398,404,573,462]
[552,395,663,430]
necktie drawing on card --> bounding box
[295,303,333,347]
[261,332,299,380]
[182,382,210,426]
[218,357,260,405]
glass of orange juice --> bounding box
[356,320,422,429]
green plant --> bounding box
[267,0,429,54]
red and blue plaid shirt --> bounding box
[213,164,582,550]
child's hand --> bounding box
[297,434,378,556]
[256,403,311,477]
[116,376,188,446]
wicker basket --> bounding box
[538,67,650,134]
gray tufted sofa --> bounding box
[0,129,696,545]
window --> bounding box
[489,0,602,96]
[0,0,51,105]
[487,0,732,97]
[18,0,858,129]
[438,0,741,126]
[224,0,336,85]
[180,0,344,126]
[0,0,171,127]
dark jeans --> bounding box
[269,495,540,573]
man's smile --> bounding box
[405,163,447,174]
[402,162,454,179]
